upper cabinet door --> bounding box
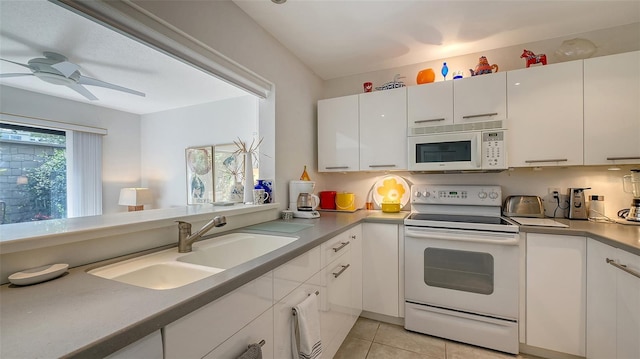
[584,51,640,166]
[407,81,454,132]
[454,72,506,123]
[318,95,360,172]
[507,61,584,167]
[359,87,407,171]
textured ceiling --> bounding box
[233,0,640,80]
[0,0,248,115]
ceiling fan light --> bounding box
[33,72,75,86]
[271,0,286,4]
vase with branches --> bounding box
[233,137,263,204]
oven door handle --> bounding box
[405,228,519,246]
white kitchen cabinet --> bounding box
[163,273,273,359]
[322,248,353,358]
[349,225,363,319]
[454,72,506,123]
[526,233,586,356]
[359,87,407,171]
[407,81,454,131]
[507,60,584,167]
[203,308,274,359]
[362,223,399,317]
[587,238,640,359]
[106,331,163,359]
[318,95,360,172]
[584,51,640,166]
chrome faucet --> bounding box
[176,216,227,253]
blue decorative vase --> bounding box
[256,179,273,203]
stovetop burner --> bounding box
[407,213,513,226]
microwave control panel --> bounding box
[482,131,506,169]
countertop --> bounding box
[1,210,638,358]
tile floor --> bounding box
[333,317,544,359]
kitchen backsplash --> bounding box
[317,165,637,220]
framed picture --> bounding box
[185,145,214,204]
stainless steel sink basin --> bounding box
[177,233,298,269]
[88,232,298,290]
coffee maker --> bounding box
[622,169,640,222]
[289,180,320,219]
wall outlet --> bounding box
[548,187,561,195]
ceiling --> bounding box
[233,0,640,80]
[0,0,248,115]
[1,1,638,115]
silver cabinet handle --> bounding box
[462,113,498,119]
[606,156,640,161]
[369,164,397,168]
[332,241,350,252]
[333,264,350,278]
[607,258,640,279]
[525,159,568,163]
[325,166,349,170]
[415,118,445,124]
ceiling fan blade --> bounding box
[78,75,146,97]
[68,84,98,101]
[0,73,33,78]
[51,61,80,78]
[0,58,31,69]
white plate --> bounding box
[372,175,410,209]
[8,263,69,286]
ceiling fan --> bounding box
[0,51,145,101]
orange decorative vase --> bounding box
[416,68,435,84]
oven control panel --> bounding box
[411,185,502,206]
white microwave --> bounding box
[408,129,507,172]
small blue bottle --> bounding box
[441,62,449,81]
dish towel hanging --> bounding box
[237,341,263,359]
[291,294,322,359]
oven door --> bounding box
[404,226,519,319]
[408,132,481,171]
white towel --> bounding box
[291,294,322,359]
[237,343,262,359]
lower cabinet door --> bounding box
[586,239,617,358]
[163,273,273,359]
[617,249,640,359]
[362,223,399,317]
[203,308,274,359]
[322,250,353,359]
[273,272,323,359]
[105,330,163,359]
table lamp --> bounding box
[118,188,152,211]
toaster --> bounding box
[502,195,544,218]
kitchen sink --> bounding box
[177,233,298,269]
[87,232,298,290]
[107,262,223,290]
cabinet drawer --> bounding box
[274,245,321,302]
[164,272,273,359]
[321,249,353,358]
[321,232,353,267]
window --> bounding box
[0,120,103,224]
[0,123,67,224]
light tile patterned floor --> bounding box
[333,318,545,359]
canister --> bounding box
[335,192,356,211]
[319,191,337,210]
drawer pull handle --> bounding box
[333,264,350,278]
[415,118,445,124]
[325,166,349,170]
[332,241,350,252]
[462,113,498,119]
[525,158,568,164]
[369,164,397,168]
[292,291,320,316]
[606,156,640,161]
[607,258,640,279]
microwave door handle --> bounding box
[474,135,482,167]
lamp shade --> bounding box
[118,188,152,211]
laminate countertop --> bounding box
[1,211,638,358]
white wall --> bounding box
[131,0,325,209]
[0,85,142,214]
[140,95,258,208]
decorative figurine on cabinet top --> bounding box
[441,62,449,80]
[520,49,547,68]
[469,56,498,76]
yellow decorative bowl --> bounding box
[381,202,401,213]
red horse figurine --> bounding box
[520,49,547,68]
